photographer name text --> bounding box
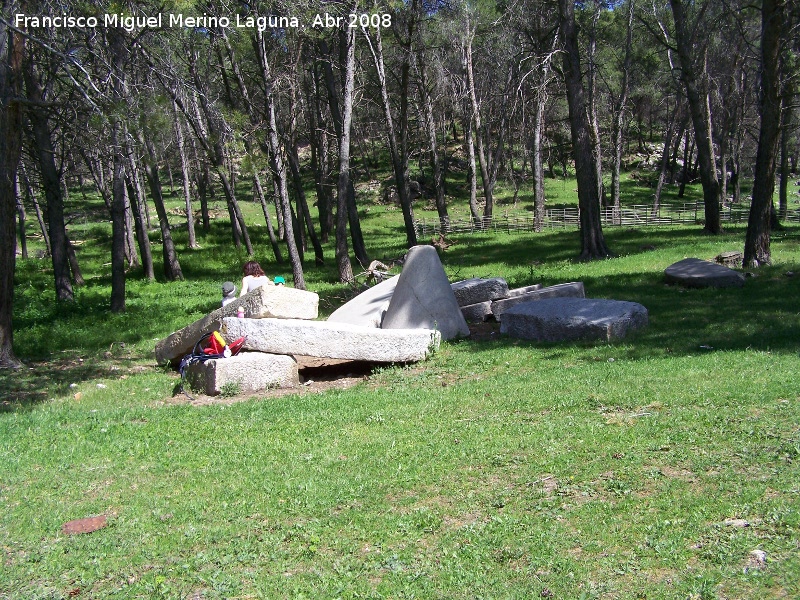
[14,12,392,32]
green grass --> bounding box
[2,174,800,598]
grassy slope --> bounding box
[2,173,800,599]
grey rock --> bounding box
[381,245,470,340]
[451,278,509,306]
[505,283,544,298]
[664,258,745,288]
[492,282,585,321]
[460,301,494,323]
[155,285,319,366]
[222,317,440,363]
[327,275,399,328]
[500,297,648,342]
[185,352,299,396]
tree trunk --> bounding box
[532,93,546,232]
[0,1,23,367]
[669,0,722,233]
[559,0,611,259]
[654,99,680,215]
[778,43,795,220]
[464,99,481,225]
[124,133,153,280]
[287,146,324,265]
[744,0,784,267]
[125,175,154,281]
[19,161,50,255]
[253,172,284,264]
[587,2,605,206]
[464,23,494,219]
[362,26,417,247]
[256,28,306,289]
[24,61,73,301]
[307,64,333,242]
[418,57,449,229]
[15,174,26,259]
[173,101,198,249]
[143,137,183,281]
[330,31,356,282]
[610,0,635,223]
[110,118,127,313]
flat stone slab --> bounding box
[155,285,319,366]
[492,282,585,321]
[460,301,494,323]
[382,245,470,340]
[665,258,745,288]
[505,283,544,298]
[222,317,440,363]
[500,297,648,342]
[451,278,509,306]
[327,275,399,328]
[185,352,299,396]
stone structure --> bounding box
[664,258,745,288]
[154,285,319,365]
[491,282,586,321]
[327,275,399,328]
[222,317,440,363]
[184,352,299,396]
[381,245,470,340]
[500,297,648,342]
[451,278,510,306]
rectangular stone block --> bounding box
[155,285,319,366]
[491,282,585,321]
[460,301,493,323]
[505,283,543,298]
[221,317,440,363]
[451,278,510,306]
[185,352,299,396]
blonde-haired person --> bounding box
[239,260,274,296]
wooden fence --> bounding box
[414,203,800,237]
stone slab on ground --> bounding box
[327,275,399,328]
[664,258,745,288]
[500,297,648,342]
[491,282,585,321]
[185,352,299,396]
[451,278,509,306]
[222,317,440,363]
[460,301,494,323]
[382,245,470,340]
[155,285,319,366]
[505,283,544,298]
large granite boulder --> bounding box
[664,258,745,288]
[185,352,299,396]
[492,282,585,321]
[451,278,510,306]
[500,297,648,342]
[327,275,399,328]
[222,317,440,363]
[155,285,319,366]
[381,245,470,340]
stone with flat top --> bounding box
[500,297,648,342]
[222,317,440,363]
[491,282,585,321]
[664,258,745,288]
[184,352,298,396]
